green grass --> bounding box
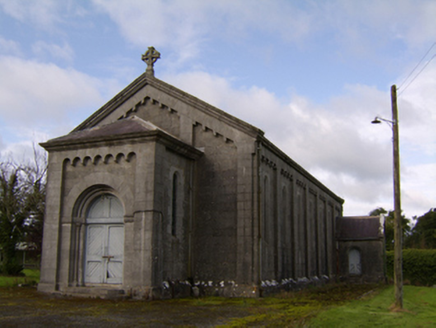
[308,285,436,327]
[0,282,377,327]
[0,269,40,287]
[217,284,381,327]
[1,276,434,326]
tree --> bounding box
[22,147,47,254]
[369,207,411,251]
[405,209,436,249]
[0,163,29,275]
[0,148,47,275]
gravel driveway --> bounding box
[0,286,253,327]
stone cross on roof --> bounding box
[142,47,161,76]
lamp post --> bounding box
[372,84,403,309]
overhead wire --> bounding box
[397,42,436,90]
[398,54,436,97]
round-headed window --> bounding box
[348,248,362,275]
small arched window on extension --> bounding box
[348,248,362,275]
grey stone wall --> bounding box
[192,123,238,281]
[154,142,195,284]
[257,141,343,292]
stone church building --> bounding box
[38,48,384,299]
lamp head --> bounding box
[371,117,382,124]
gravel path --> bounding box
[0,287,252,327]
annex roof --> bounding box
[336,216,383,240]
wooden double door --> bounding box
[84,194,124,284]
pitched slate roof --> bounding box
[40,115,203,160]
[46,116,163,143]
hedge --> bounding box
[386,249,436,286]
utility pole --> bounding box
[391,84,403,309]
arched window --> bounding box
[171,172,178,236]
[263,175,270,241]
[348,248,362,275]
[281,186,287,225]
[281,186,291,277]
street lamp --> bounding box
[371,117,394,125]
[372,84,403,309]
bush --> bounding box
[386,249,436,286]
[1,260,24,276]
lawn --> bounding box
[1,272,435,327]
[309,285,436,327]
[0,269,40,287]
[0,281,378,327]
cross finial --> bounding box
[142,47,161,76]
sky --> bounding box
[0,0,435,219]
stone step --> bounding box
[63,287,127,299]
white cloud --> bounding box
[0,134,4,152]
[91,0,207,63]
[32,41,74,62]
[402,163,436,214]
[314,0,436,60]
[0,0,62,31]
[397,63,436,158]
[90,0,326,68]
[0,134,47,164]
[0,56,102,123]
[90,0,436,70]
[0,55,123,159]
[0,36,22,56]
[2,0,434,68]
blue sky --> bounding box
[0,0,435,219]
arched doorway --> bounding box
[84,194,124,284]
